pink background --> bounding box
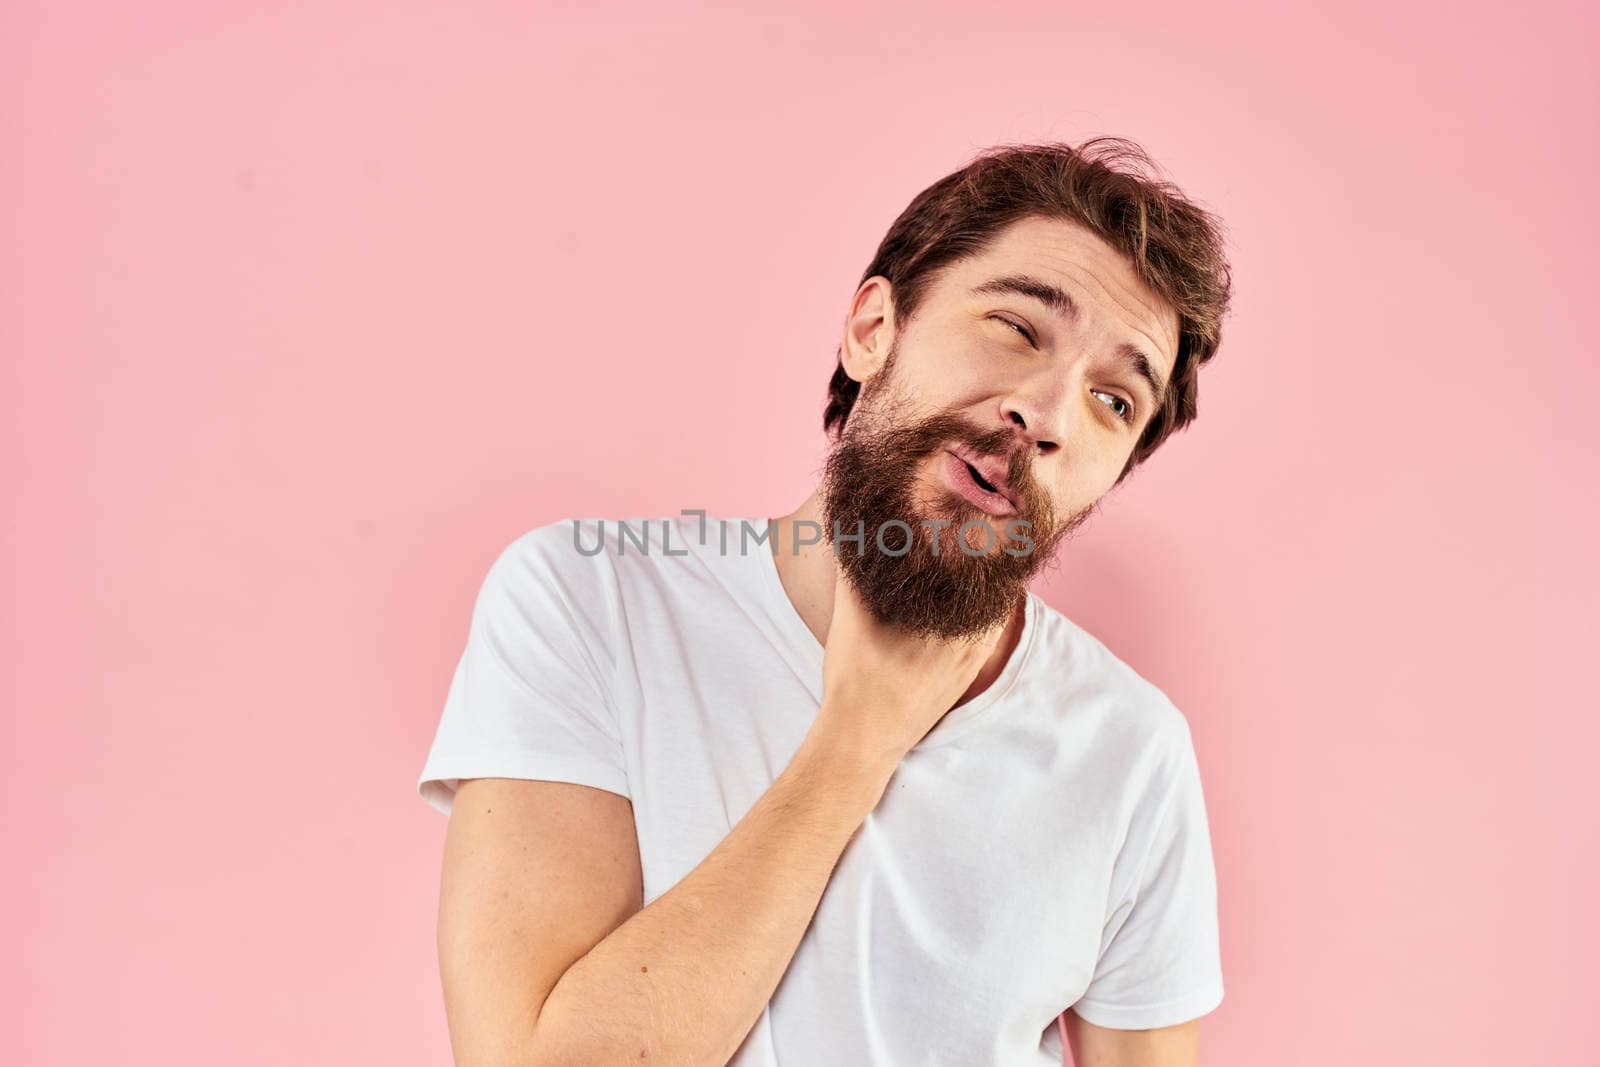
[5,2,1595,1064]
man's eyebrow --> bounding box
[970,273,1168,407]
[970,274,1080,326]
[1114,341,1167,409]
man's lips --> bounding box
[949,444,1020,506]
[942,446,1020,516]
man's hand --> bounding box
[439,562,1010,1066]
[812,563,1007,767]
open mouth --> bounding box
[941,449,1016,516]
[965,461,1000,495]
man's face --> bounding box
[821,214,1181,640]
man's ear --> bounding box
[840,276,896,385]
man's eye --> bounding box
[1093,390,1134,424]
[991,315,1035,345]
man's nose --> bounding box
[999,371,1070,456]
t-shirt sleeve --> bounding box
[416,526,630,816]
[1072,720,1224,1030]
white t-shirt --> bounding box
[417,514,1224,1063]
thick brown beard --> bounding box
[821,407,1089,640]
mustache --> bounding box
[854,411,1041,514]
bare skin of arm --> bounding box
[1063,1010,1201,1067]
[435,567,1005,1066]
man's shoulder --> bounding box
[1025,593,1196,751]
[475,516,681,643]
[491,516,609,579]
[499,515,686,565]
[490,514,719,596]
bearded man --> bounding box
[418,136,1233,1067]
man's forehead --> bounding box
[948,215,1180,361]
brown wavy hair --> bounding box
[822,137,1233,486]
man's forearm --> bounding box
[528,716,898,1066]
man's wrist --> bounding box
[792,713,903,809]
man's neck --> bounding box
[766,490,1027,709]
